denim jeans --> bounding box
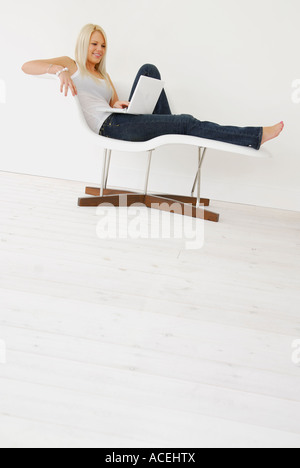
[99,64,263,150]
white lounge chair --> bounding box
[74,96,271,222]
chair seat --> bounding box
[95,132,271,157]
[74,97,271,158]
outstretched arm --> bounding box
[21,56,78,97]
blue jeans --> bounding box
[99,64,263,150]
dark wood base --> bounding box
[78,187,219,222]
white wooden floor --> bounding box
[0,170,300,448]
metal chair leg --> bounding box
[100,148,108,197]
[144,149,154,195]
[104,149,112,189]
[191,147,207,206]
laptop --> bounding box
[110,75,165,114]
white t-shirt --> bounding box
[72,65,113,134]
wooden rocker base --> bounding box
[78,187,219,223]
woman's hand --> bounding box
[113,100,130,109]
[59,71,77,97]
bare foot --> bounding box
[261,122,284,145]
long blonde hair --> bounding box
[75,24,111,87]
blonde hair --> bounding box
[75,24,111,87]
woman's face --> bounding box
[87,30,106,68]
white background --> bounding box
[0,0,299,211]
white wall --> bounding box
[0,0,299,211]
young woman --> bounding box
[22,24,284,149]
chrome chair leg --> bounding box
[100,148,108,197]
[191,147,207,207]
[104,149,112,190]
[144,149,154,195]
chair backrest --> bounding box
[74,95,90,128]
[72,95,109,145]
